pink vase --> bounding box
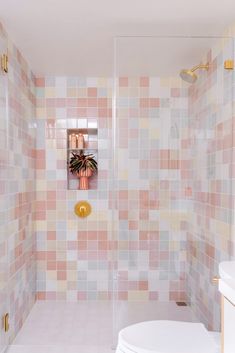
[77,169,93,190]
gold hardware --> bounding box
[224,60,234,70]
[1,54,8,73]
[3,313,9,332]
[180,62,209,83]
[190,62,209,72]
[221,296,224,353]
[212,276,220,284]
[74,201,91,218]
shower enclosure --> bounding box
[0,31,234,353]
[112,35,234,344]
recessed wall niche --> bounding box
[67,120,98,190]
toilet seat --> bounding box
[116,320,220,353]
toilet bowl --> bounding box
[116,320,220,353]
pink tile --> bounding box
[88,87,97,97]
[119,77,128,87]
[140,77,149,87]
[35,77,45,87]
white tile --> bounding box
[86,78,98,87]
[55,77,67,87]
[149,77,160,97]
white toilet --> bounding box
[116,262,235,353]
[116,320,220,353]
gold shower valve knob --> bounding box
[74,201,91,218]
[224,60,234,70]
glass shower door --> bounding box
[112,35,234,345]
[0,34,9,353]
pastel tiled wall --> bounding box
[0,23,36,344]
[0,18,234,342]
[115,77,189,301]
[35,76,189,302]
[35,77,113,300]
[35,68,234,315]
[185,40,234,330]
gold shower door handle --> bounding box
[212,276,220,284]
[1,54,8,73]
[3,313,9,332]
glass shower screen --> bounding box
[112,35,234,344]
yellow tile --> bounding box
[119,170,128,179]
[128,291,148,301]
[68,220,79,230]
[36,108,45,118]
[67,88,77,97]
[57,282,67,291]
[140,119,149,128]
[98,292,109,300]
[150,128,160,139]
[45,87,55,97]
[67,271,77,281]
[36,180,47,191]
[97,77,108,86]
[170,77,182,86]
[160,77,171,87]
[35,221,47,231]
[57,248,67,257]
[47,271,57,280]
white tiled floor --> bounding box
[7,301,196,353]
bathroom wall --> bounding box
[35,76,189,301]
[185,39,234,330]
[35,77,113,300]
[0,23,36,343]
[115,77,189,301]
[0,17,234,339]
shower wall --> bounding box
[35,77,113,300]
[0,23,36,344]
[115,77,189,301]
[35,76,189,302]
[185,41,234,331]
[34,65,234,320]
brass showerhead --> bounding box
[180,63,209,83]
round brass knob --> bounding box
[74,201,91,218]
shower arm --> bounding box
[191,63,209,72]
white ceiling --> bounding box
[0,0,234,76]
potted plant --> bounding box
[69,151,98,190]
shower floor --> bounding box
[7,301,196,353]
